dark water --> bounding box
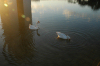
[0,0,100,66]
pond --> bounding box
[0,0,100,66]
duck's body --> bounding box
[29,25,39,30]
[56,32,70,40]
[29,21,40,30]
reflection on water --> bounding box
[0,0,100,66]
[77,0,100,11]
[0,0,36,65]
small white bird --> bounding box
[29,21,40,30]
[56,32,70,40]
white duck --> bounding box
[29,21,40,30]
[56,32,70,40]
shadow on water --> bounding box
[57,38,70,43]
[68,0,100,11]
[0,0,36,65]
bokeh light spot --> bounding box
[4,4,8,7]
[26,17,30,21]
[21,15,25,18]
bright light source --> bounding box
[4,4,8,7]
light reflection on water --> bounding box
[0,0,100,66]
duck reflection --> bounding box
[37,30,40,36]
[68,0,100,11]
[0,0,36,64]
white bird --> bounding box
[29,21,40,30]
[56,32,70,40]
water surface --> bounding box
[0,0,100,66]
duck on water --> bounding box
[56,32,70,40]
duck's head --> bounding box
[37,21,40,24]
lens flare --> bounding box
[25,17,30,21]
[4,4,8,7]
[21,15,25,18]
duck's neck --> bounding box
[36,23,37,27]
